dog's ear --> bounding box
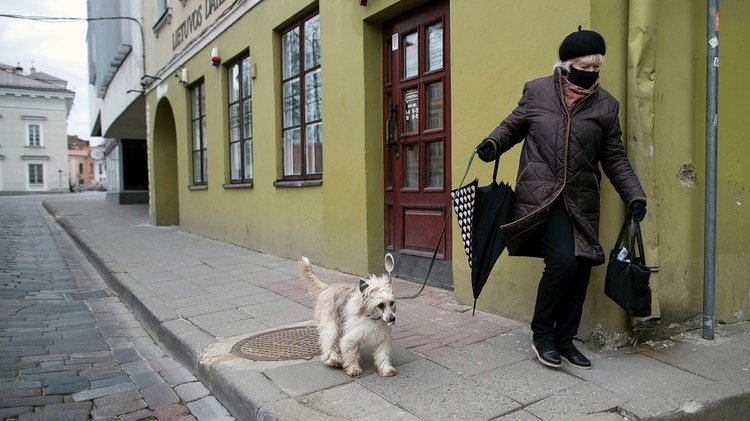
[359,279,369,296]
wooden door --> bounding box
[383,0,452,288]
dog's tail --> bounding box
[299,256,327,297]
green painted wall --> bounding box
[146,0,750,341]
[146,0,385,275]
[449,0,749,341]
[450,0,612,325]
[651,1,703,327]
[699,0,750,322]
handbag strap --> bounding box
[614,214,646,264]
[614,216,630,250]
[629,218,647,265]
[492,156,500,183]
[613,214,658,271]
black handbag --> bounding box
[604,215,657,317]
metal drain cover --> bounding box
[231,325,320,361]
[67,289,110,301]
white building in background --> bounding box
[87,0,149,204]
[0,63,74,193]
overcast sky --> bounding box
[0,0,102,144]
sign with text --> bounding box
[172,0,230,51]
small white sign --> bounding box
[708,36,719,48]
[714,57,719,67]
[391,33,399,51]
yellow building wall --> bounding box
[651,2,704,327]
[450,0,615,326]
[146,0,387,275]
[144,0,749,341]
[697,0,750,323]
[450,0,750,340]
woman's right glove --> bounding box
[476,139,497,162]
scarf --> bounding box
[562,76,598,111]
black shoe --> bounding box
[558,346,591,369]
[532,341,561,368]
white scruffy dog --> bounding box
[299,256,397,377]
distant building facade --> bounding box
[68,135,106,191]
[0,63,74,193]
[87,0,148,204]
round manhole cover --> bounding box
[231,325,321,361]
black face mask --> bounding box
[567,67,599,89]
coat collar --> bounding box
[554,67,600,113]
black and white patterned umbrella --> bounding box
[450,159,514,315]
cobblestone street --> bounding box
[0,195,233,421]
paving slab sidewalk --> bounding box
[43,193,750,420]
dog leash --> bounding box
[399,149,478,299]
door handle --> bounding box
[385,102,400,158]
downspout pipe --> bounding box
[703,0,719,340]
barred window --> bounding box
[281,12,322,180]
[191,81,208,185]
[228,54,253,183]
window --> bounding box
[228,55,253,184]
[191,81,208,185]
[27,123,42,146]
[281,12,322,180]
[154,0,167,19]
[153,0,171,33]
[28,164,43,185]
[155,0,168,21]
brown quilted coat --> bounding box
[484,69,646,264]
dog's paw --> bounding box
[378,366,397,377]
[345,366,363,377]
[324,358,342,368]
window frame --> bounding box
[155,0,167,18]
[190,80,208,186]
[227,53,254,185]
[26,123,43,147]
[27,163,44,186]
[279,11,322,182]
[153,0,170,31]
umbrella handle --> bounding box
[458,149,478,189]
[492,156,500,183]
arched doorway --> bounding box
[151,98,179,226]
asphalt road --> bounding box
[0,195,234,421]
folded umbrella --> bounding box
[451,156,514,315]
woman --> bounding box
[476,28,647,369]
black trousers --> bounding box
[530,200,593,349]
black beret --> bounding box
[558,27,606,61]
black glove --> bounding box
[476,139,497,162]
[629,201,647,222]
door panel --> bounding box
[403,207,445,254]
[383,0,452,287]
